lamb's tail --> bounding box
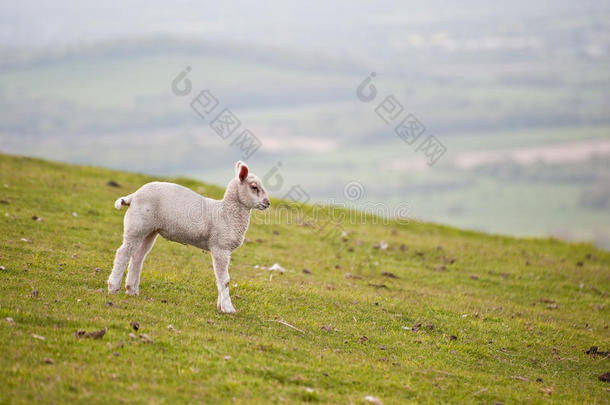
[114,194,134,210]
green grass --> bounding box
[0,153,608,404]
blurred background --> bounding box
[0,0,609,248]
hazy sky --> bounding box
[2,0,608,50]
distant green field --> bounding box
[1,153,609,404]
[0,42,609,250]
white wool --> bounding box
[107,161,270,313]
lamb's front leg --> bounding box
[210,248,235,314]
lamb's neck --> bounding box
[221,186,251,231]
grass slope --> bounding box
[0,153,608,404]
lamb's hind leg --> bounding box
[125,232,158,296]
[108,235,144,293]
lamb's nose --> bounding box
[263,198,270,206]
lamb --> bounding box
[107,161,270,313]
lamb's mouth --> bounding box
[257,202,270,210]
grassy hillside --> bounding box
[0,153,608,404]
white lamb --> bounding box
[107,161,270,313]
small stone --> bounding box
[364,395,383,405]
[130,322,139,331]
[43,357,54,364]
[373,241,388,250]
[87,327,107,339]
[139,333,153,343]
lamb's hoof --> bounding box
[107,281,121,294]
[125,285,139,296]
[217,298,236,314]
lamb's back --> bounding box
[131,182,218,247]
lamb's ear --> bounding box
[235,161,248,182]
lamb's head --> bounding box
[233,161,270,210]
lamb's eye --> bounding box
[251,185,258,192]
